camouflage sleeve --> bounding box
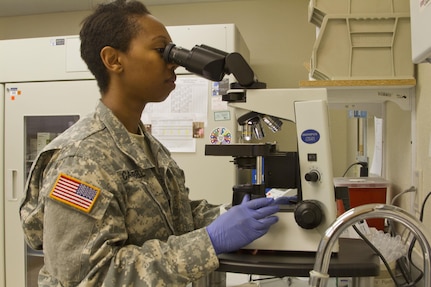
[100,229,218,287]
[36,155,219,287]
[190,199,220,229]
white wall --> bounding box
[0,0,315,89]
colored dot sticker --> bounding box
[8,87,20,101]
[210,127,232,144]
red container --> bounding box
[334,177,389,230]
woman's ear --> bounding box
[100,46,123,73]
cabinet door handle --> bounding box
[6,169,18,201]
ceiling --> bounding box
[0,0,235,17]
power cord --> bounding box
[389,188,430,287]
[364,188,430,287]
[387,186,417,236]
[342,162,368,177]
[390,186,417,205]
[403,190,431,286]
[352,224,403,287]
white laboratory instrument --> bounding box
[229,88,338,252]
[164,44,338,252]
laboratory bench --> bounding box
[216,238,379,286]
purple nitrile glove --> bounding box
[206,194,279,254]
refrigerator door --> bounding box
[4,80,99,287]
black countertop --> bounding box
[217,238,380,278]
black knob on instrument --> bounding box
[305,170,320,182]
[294,200,323,229]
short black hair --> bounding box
[80,0,151,94]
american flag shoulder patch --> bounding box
[49,173,101,213]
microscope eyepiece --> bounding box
[163,43,190,67]
[163,43,226,82]
[163,42,261,88]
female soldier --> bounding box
[20,1,281,286]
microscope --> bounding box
[164,43,338,253]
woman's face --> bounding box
[118,15,178,105]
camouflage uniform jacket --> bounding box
[20,101,220,287]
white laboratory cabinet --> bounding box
[1,24,248,287]
[4,80,100,287]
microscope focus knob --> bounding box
[305,170,320,182]
[294,200,323,229]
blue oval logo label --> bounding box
[301,129,320,144]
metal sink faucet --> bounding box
[309,204,431,287]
